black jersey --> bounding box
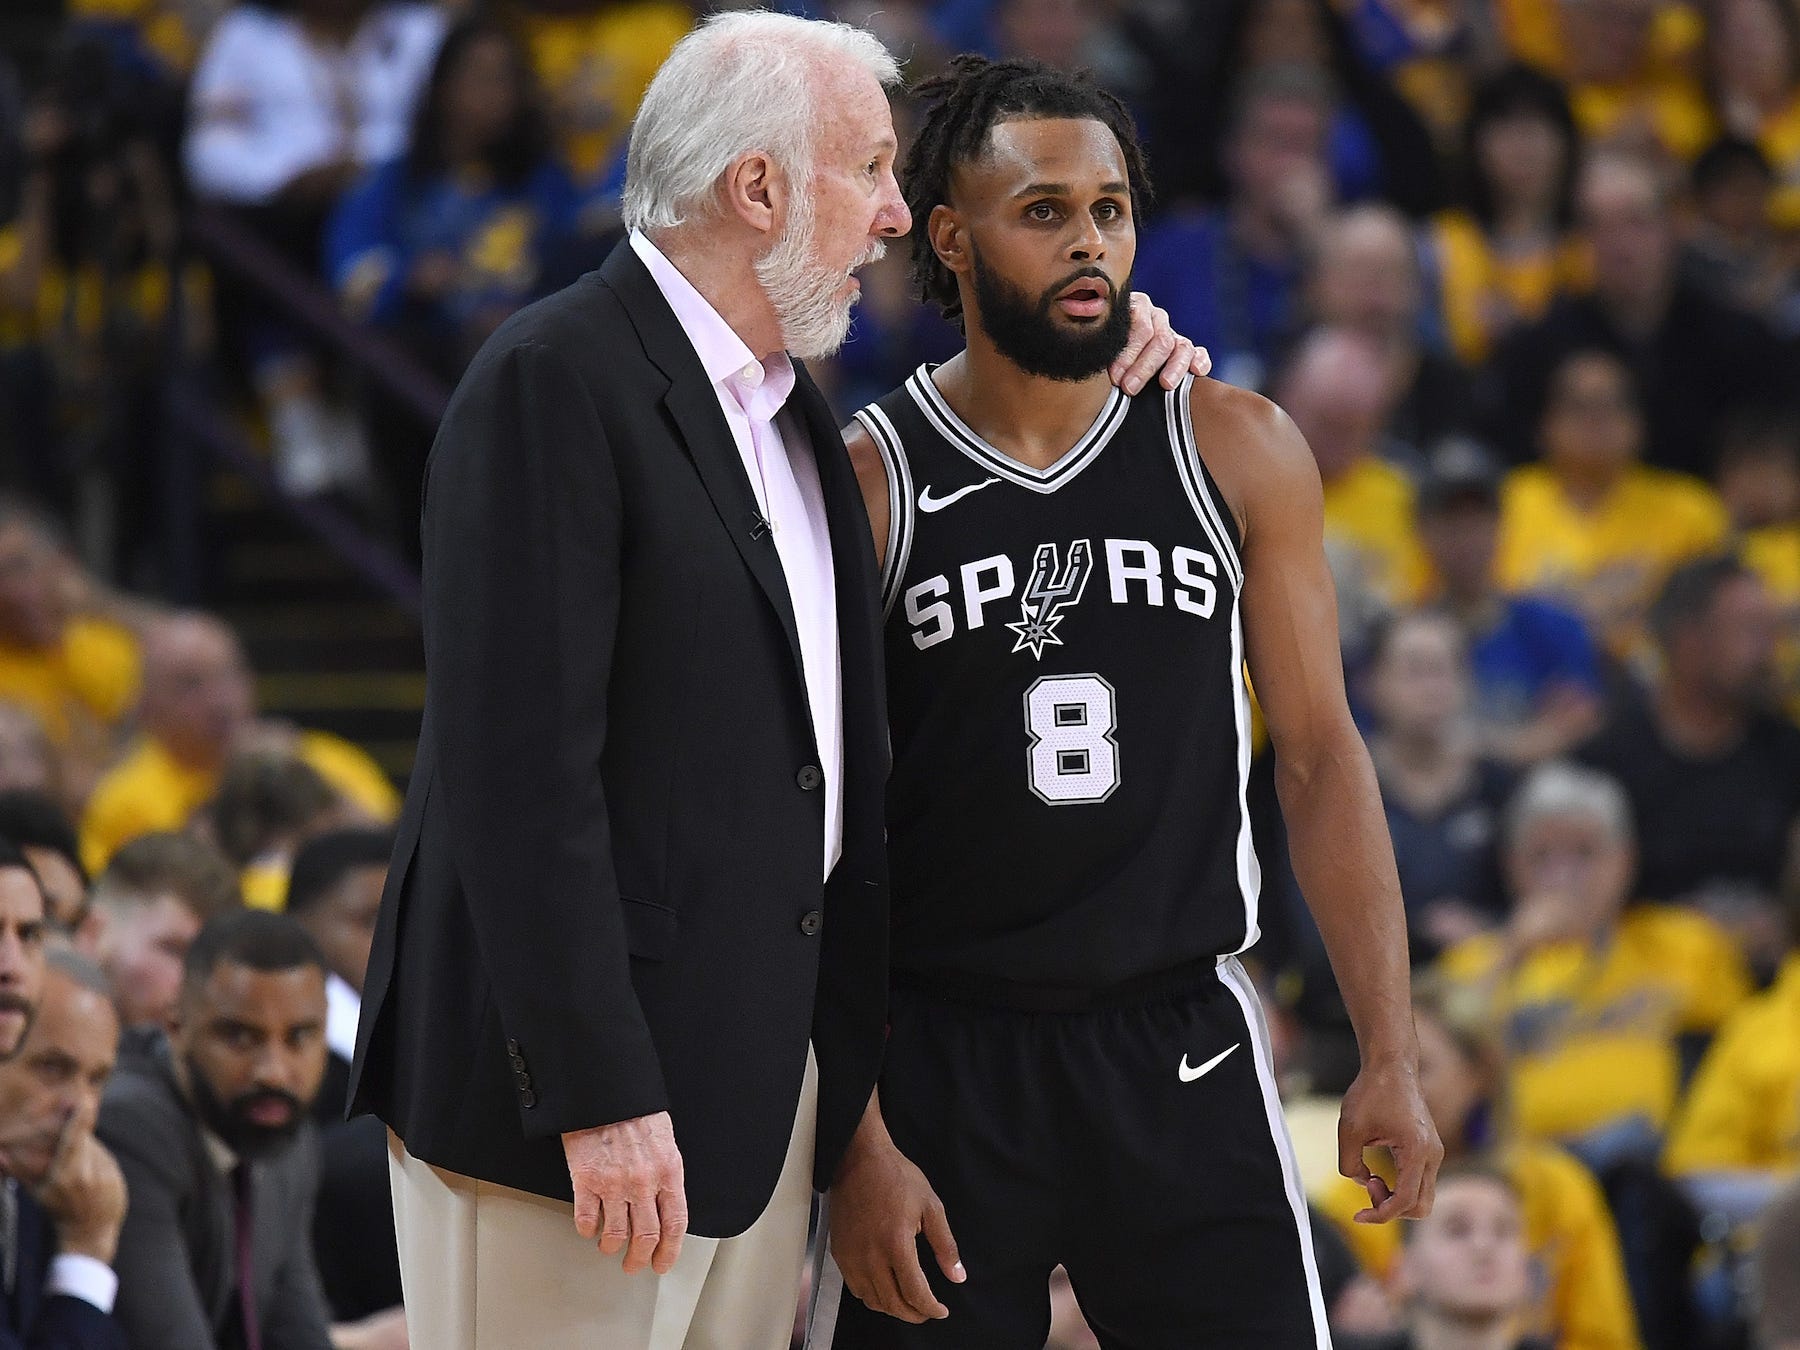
[859,366,1263,990]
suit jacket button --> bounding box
[799,910,823,936]
[796,765,822,791]
[506,1039,521,1055]
[520,1089,537,1109]
[515,1070,532,1089]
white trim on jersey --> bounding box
[1166,375,1261,952]
[905,365,1129,494]
[1164,375,1244,593]
[854,403,915,620]
[1216,955,1334,1349]
[1226,602,1263,953]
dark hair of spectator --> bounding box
[286,828,393,917]
[1541,344,1637,417]
[901,54,1152,326]
[1461,64,1580,232]
[405,17,551,190]
[0,496,65,548]
[1398,1157,1522,1243]
[210,751,338,867]
[1716,406,1800,472]
[93,832,240,921]
[0,792,84,887]
[1691,135,1774,198]
[1649,553,1754,648]
[1362,605,1467,673]
[0,835,43,898]
[184,909,324,987]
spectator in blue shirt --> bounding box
[1132,65,1336,391]
[325,16,578,375]
[325,15,577,556]
[1415,439,1608,763]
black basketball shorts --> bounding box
[810,955,1331,1350]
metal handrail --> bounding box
[160,204,439,614]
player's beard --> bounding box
[756,189,885,360]
[970,244,1133,382]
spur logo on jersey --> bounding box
[1006,540,1093,659]
[902,538,1223,655]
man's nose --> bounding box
[875,171,910,238]
[1068,215,1105,262]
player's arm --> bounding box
[828,1088,965,1323]
[1212,391,1442,1224]
[843,420,891,568]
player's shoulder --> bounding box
[1184,378,1321,531]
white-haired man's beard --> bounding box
[755,191,884,360]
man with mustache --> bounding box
[0,951,127,1349]
[96,910,341,1350]
[0,839,47,1060]
[820,57,1439,1347]
[347,11,1205,1350]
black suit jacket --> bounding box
[350,241,890,1237]
[0,1187,126,1350]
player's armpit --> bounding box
[841,420,892,569]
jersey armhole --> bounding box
[1164,375,1245,593]
[854,404,914,619]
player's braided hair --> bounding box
[902,54,1153,326]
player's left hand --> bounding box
[1112,295,1211,396]
[1339,1056,1442,1224]
[829,1132,965,1323]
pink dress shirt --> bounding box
[628,230,844,879]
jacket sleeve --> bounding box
[14,1297,130,1350]
[96,1111,219,1350]
[421,337,666,1137]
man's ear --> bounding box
[722,151,781,237]
[929,205,971,277]
[72,906,106,958]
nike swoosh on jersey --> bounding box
[917,477,1002,513]
[1178,1043,1240,1082]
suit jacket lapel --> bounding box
[791,361,887,830]
[598,245,805,680]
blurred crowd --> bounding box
[0,0,1793,1348]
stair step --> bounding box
[257,672,425,712]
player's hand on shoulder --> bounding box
[563,1110,687,1275]
[1339,1058,1443,1225]
[829,1129,965,1323]
[1112,294,1211,396]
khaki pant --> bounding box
[389,1048,818,1350]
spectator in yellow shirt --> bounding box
[1318,979,1641,1350]
[0,501,140,766]
[1275,327,1431,612]
[79,613,399,876]
[1719,412,1800,720]
[1663,939,1800,1207]
[1437,761,1752,1162]
[1706,0,1800,230]
[514,0,692,193]
[72,830,239,1031]
[1495,346,1727,656]
[1427,64,1590,367]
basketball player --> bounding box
[818,58,1441,1349]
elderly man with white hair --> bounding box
[348,11,1205,1350]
